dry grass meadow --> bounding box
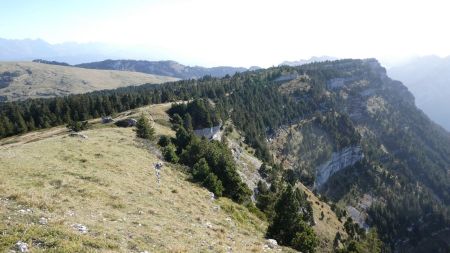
[0,62,178,101]
[0,104,280,252]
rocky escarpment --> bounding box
[314,146,363,189]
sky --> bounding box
[1,0,450,67]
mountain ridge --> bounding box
[1,58,449,252]
[75,59,252,79]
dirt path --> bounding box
[0,126,68,149]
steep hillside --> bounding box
[266,60,450,252]
[0,104,287,252]
[2,59,449,252]
[76,59,248,79]
[224,122,347,252]
[0,62,178,101]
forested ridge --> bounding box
[1,59,450,252]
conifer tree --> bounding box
[136,114,155,140]
[183,113,193,131]
[267,185,318,252]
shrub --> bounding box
[67,121,89,132]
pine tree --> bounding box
[175,127,192,151]
[162,144,179,163]
[291,222,318,253]
[158,135,171,147]
[1,116,14,136]
[14,109,28,134]
[136,114,155,140]
[203,173,224,197]
[170,113,183,130]
[192,158,210,182]
[267,185,318,252]
[0,121,5,138]
[183,113,193,131]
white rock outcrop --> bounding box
[315,146,363,189]
[194,125,221,140]
[266,239,278,248]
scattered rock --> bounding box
[18,209,32,214]
[210,192,215,201]
[38,217,48,225]
[15,241,28,252]
[205,221,213,229]
[101,116,113,124]
[266,239,278,249]
[68,132,88,139]
[213,206,220,212]
[72,223,88,234]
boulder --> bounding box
[15,241,28,252]
[38,217,48,225]
[68,132,88,139]
[72,223,88,234]
[266,239,278,249]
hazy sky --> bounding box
[1,0,450,67]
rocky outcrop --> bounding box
[194,125,221,140]
[227,133,264,201]
[315,146,363,189]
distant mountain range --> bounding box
[387,55,450,131]
[0,38,257,79]
[279,56,338,66]
[75,60,253,79]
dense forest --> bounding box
[1,59,449,252]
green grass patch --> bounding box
[0,223,119,252]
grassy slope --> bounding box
[0,104,275,252]
[0,62,178,101]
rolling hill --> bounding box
[75,59,250,79]
[0,62,178,101]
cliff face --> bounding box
[314,146,363,189]
[267,59,450,251]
